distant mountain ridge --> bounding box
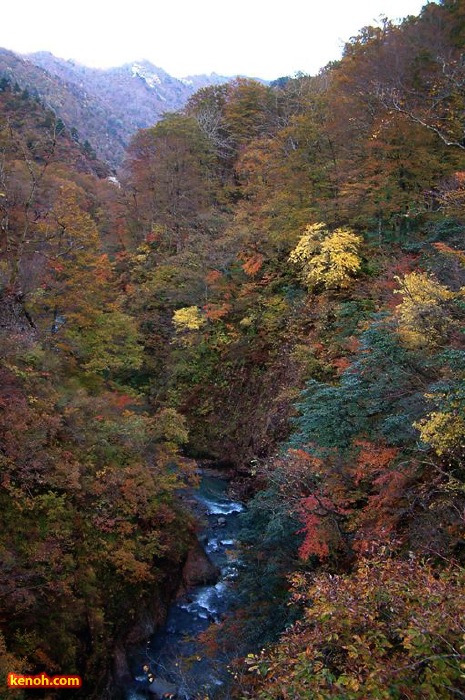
[0,48,233,168]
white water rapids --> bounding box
[126,474,245,700]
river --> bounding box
[125,473,245,699]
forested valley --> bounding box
[1,1,465,698]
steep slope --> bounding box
[0,48,125,167]
[0,78,197,698]
[0,48,233,168]
[0,72,109,178]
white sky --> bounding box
[1,0,431,80]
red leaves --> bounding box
[350,441,416,555]
[433,241,465,265]
[111,393,134,410]
[332,356,351,374]
[298,490,350,562]
[274,440,418,562]
[205,269,223,286]
[204,302,232,321]
[298,497,332,560]
[271,449,349,563]
[241,252,265,277]
[352,440,398,486]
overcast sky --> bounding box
[2,0,431,80]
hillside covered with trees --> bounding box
[0,48,233,168]
[1,1,465,698]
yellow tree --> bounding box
[30,180,142,373]
[289,222,363,291]
[394,271,456,349]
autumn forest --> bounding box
[1,1,465,698]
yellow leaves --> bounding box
[289,222,363,291]
[46,180,100,251]
[394,271,452,306]
[172,305,206,332]
[259,295,289,333]
[152,407,188,447]
[394,271,455,349]
[77,310,143,374]
[289,222,326,265]
[337,674,361,691]
[110,547,154,584]
[414,411,465,456]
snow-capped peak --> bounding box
[131,62,161,88]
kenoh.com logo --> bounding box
[8,673,82,689]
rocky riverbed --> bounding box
[124,472,245,700]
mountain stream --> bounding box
[125,473,245,699]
